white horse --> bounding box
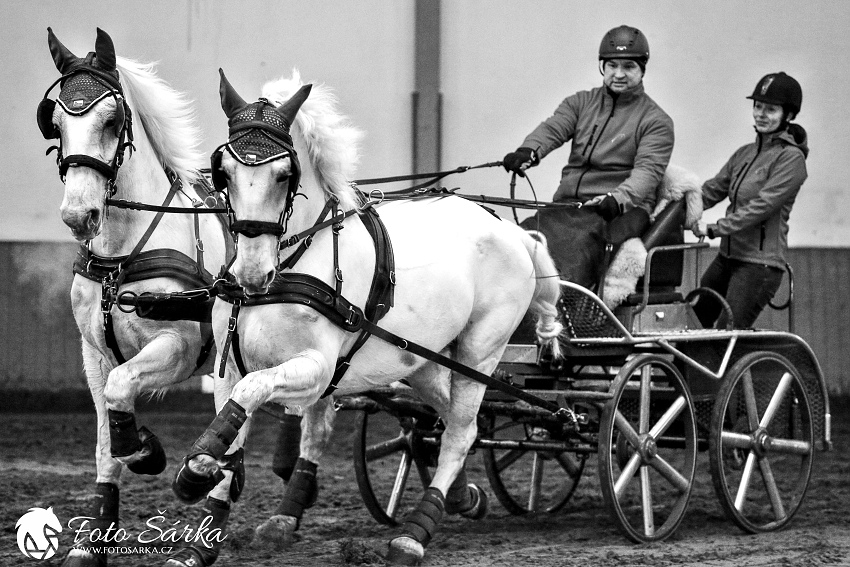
[39,28,232,567]
[174,69,564,565]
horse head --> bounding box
[213,69,311,294]
[40,27,132,241]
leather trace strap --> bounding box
[215,202,395,396]
[80,176,218,367]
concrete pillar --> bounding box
[412,0,441,173]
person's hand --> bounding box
[692,222,709,238]
[502,147,537,177]
[585,193,620,221]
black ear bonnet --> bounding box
[37,27,130,140]
[209,99,302,194]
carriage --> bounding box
[332,195,832,544]
[38,28,832,566]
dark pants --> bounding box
[693,255,784,329]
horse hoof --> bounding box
[61,548,106,567]
[165,546,217,566]
[171,455,224,504]
[460,484,488,520]
[127,427,167,475]
[253,515,298,550]
[386,536,424,566]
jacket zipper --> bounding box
[759,223,766,251]
[725,136,763,256]
[575,96,617,199]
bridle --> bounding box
[209,98,303,243]
[38,61,135,198]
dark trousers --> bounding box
[693,255,784,329]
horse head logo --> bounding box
[16,507,63,560]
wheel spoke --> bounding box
[614,411,641,447]
[554,452,582,478]
[640,466,655,537]
[495,449,525,473]
[527,452,545,511]
[386,450,412,518]
[734,451,758,511]
[365,433,409,461]
[758,457,787,521]
[760,372,794,429]
[648,395,687,439]
[649,454,691,493]
[741,371,760,430]
[614,452,642,500]
[640,366,652,433]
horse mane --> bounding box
[116,57,205,188]
[261,70,364,211]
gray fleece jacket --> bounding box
[703,125,809,268]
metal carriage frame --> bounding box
[335,221,832,544]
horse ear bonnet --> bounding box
[215,70,309,194]
[38,27,126,140]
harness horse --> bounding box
[37,28,234,567]
[169,69,565,565]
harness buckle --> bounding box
[335,268,344,283]
[228,315,238,332]
[196,238,205,253]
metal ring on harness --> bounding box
[116,290,139,314]
[367,188,385,206]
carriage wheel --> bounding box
[352,409,437,526]
[709,351,814,533]
[598,354,697,543]
[481,416,586,514]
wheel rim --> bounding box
[352,410,435,526]
[482,417,586,515]
[709,351,814,533]
[598,354,697,543]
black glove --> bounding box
[502,147,538,177]
[595,194,621,222]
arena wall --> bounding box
[1,242,848,396]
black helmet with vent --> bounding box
[599,25,650,65]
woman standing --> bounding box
[693,72,808,329]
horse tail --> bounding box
[521,231,564,360]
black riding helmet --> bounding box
[747,72,803,118]
[599,25,650,70]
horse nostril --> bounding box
[88,209,100,228]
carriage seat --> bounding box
[615,199,687,307]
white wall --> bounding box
[2,0,414,241]
[442,0,849,246]
[4,1,848,246]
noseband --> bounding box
[210,98,302,241]
[38,61,134,197]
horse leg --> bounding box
[272,411,303,482]
[167,361,250,567]
[389,321,511,565]
[255,398,336,547]
[176,348,332,496]
[62,343,122,567]
[103,330,198,475]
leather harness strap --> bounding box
[75,176,221,367]
[216,204,395,397]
